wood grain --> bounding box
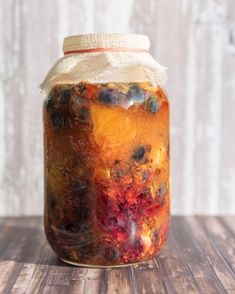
[0,216,234,294]
[0,0,235,216]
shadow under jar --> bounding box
[42,34,170,267]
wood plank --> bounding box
[45,265,72,286]
[157,229,200,294]
[172,217,227,294]
[22,265,50,294]
[186,216,235,291]
[198,216,235,273]
[83,268,103,294]
[219,216,235,235]
[21,245,60,293]
[105,268,133,294]
[0,218,42,293]
[128,262,165,294]
[67,279,86,294]
[41,285,70,294]
[0,216,234,293]
[0,219,20,256]
[0,221,27,293]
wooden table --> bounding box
[0,216,234,294]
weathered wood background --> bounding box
[0,0,235,216]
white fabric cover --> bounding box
[40,33,167,96]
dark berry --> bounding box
[69,223,90,234]
[78,107,90,121]
[51,112,72,129]
[147,96,160,114]
[105,247,120,260]
[133,239,142,249]
[132,146,145,161]
[78,83,86,93]
[78,223,90,233]
[45,94,54,110]
[50,113,65,129]
[71,181,88,198]
[99,89,118,105]
[110,217,118,225]
[74,204,90,222]
[128,84,145,101]
[60,89,71,103]
[49,193,57,209]
[60,217,90,235]
[78,240,93,256]
[60,217,71,231]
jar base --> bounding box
[59,257,154,268]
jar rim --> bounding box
[63,33,150,54]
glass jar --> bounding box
[42,34,170,267]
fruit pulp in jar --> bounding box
[44,81,170,266]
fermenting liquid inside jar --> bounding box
[44,81,169,267]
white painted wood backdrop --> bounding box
[0,0,234,216]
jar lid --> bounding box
[63,33,150,54]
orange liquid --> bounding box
[43,82,170,266]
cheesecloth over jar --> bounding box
[40,33,167,96]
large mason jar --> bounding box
[42,33,170,267]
